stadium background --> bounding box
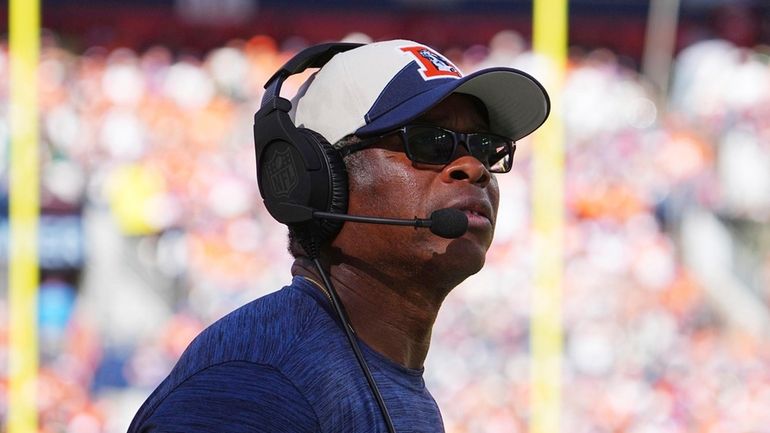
[2,0,770,431]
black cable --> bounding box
[312,258,397,433]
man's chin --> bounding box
[424,238,489,285]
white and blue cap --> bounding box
[291,39,550,147]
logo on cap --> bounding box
[400,45,462,80]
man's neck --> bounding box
[291,257,452,369]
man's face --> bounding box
[331,93,501,288]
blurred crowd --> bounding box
[0,29,769,432]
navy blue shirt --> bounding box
[128,277,445,432]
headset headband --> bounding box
[261,42,364,106]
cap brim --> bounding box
[355,67,550,142]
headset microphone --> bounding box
[313,208,469,239]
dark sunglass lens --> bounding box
[469,135,512,173]
[406,126,455,164]
[489,146,512,173]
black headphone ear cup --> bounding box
[298,128,348,242]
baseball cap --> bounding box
[290,39,550,147]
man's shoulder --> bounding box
[180,284,322,371]
[128,283,332,431]
[128,360,321,432]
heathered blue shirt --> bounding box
[128,276,445,433]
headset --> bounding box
[253,42,466,248]
[253,42,364,257]
[253,42,398,433]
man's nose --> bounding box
[441,154,491,187]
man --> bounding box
[129,39,548,432]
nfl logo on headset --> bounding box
[265,148,298,198]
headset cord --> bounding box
[312,258,397,433]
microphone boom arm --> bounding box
[312,211,431,228]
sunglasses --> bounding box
[340,124,516,174]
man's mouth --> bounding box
[444,200,494,230]
[462,209,492,228]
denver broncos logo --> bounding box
[400,45,463,80]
